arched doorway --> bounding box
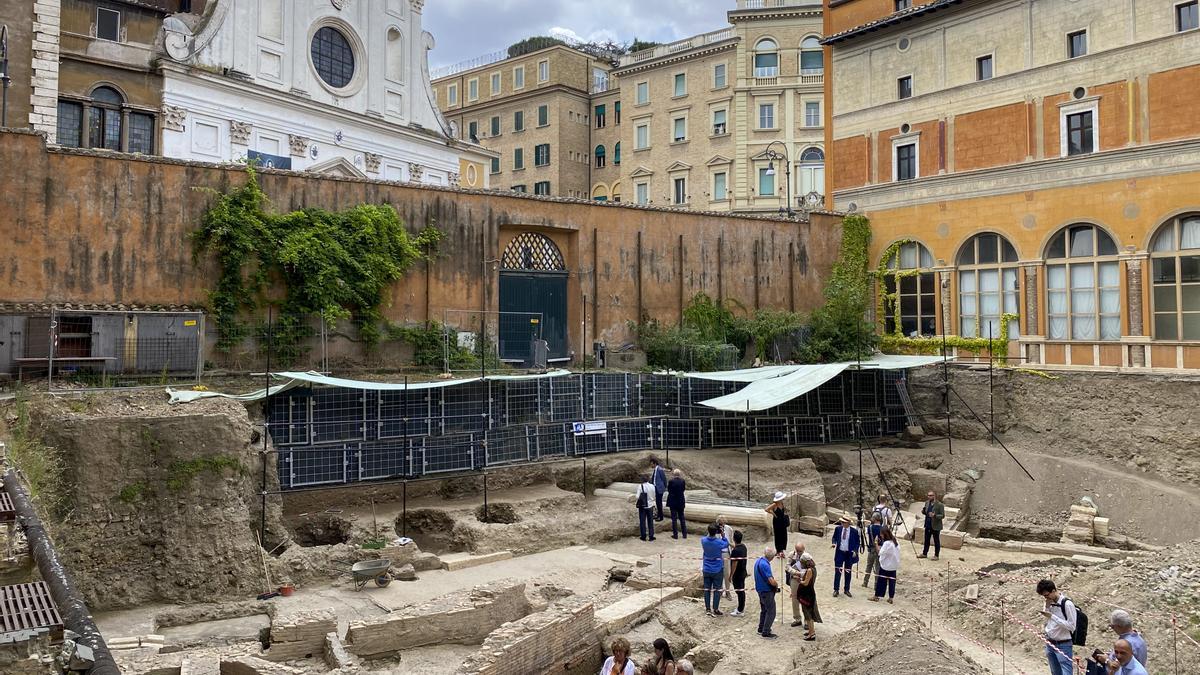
[499,232,569,363]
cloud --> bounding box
[424,0,732,68]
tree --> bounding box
[507,36,566,58]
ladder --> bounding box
[895,374,920,428]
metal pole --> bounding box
[988,322,994,444]
[260,306,272,547]
[402,481,408,537]
[582,458,587,499]
[1,25,9,128]
[942,307,952,454]
[1173,614,1180,675]
[744,401,751,501]
[482,471,488,522]
[1000,599,1006,675]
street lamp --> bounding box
[762,140,793,218]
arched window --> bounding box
[882,241,937,337]
[754,39,779,77]
[501,232,566,271]
[89,86,124,150]
[611,181,622,203]
[591,184,609,202]
[1044,223,1120,341]
[1150,214,1200,340]
[613,142,621,166]
[798,146,824,198]
[800,36,823,72]
[595,144,606,168]
[957,233,1019,339]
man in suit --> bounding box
[917,491,945,560]
[651,458,668,521]
[830,515,860,597]
[666,468,687,538]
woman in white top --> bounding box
[716,515,734,599]
[869,527,901,604]
[600,637,637,675]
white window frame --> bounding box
[1058,97,1099,158]
[1178,1,1200,32]
[467,77,479,101]
[891,132,921,182]
[1066,28,1088,59]
[635,182,649,204]
[672,176,688,205]
[897,74,913,100]
[804,101,820,128]
[635,123,650,150]
[712,171,728,201]
[673,72,687,97]
[96,7,122,42]
[975,52,994,81]
[513,65,526,89]
[713,63,727,89]
[672,116,687,143]
[758,103,775,130]
[636,81,650,105]
[447,83,458,105]
[712,108,728,136]
[490,72,501,95]
[538,59,550,82]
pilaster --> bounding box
[29,0,63,139]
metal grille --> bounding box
[546,376,584,421]
[794,416,826,444]
[827,414,853,442]
[358,441,408,481]
[614,418,656,451]
[533,424,568,459]
[754,416,791,446]
[421,434,477,474]
[501,232,567,271]
[311,387,365,444]
[0,582,64,643]
[709,418,745,448]
[485,426,531,466]
[662,419,702,449]
[311,26,355,88]
[285,446,347,488]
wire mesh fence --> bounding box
[267,369,918,489]
[441,309,545,374]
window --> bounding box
[514,65,525,89]
[674,73,687,97]
[614,142,621,165]
[895,142,917,181]
[758,167,775,197]
[1065,110,1095,156]
[88,86,124,151]
[468,121,479,142]
[595,145,606,168]
[514,148,524,170]
[538,59,549,82]
[511,185,527,193]
[759,103,775,129]
[537,105,549,127]
[1179,1,1200,31]
[958,233,1020,339]
[96,7,121,42]
[897,75,913,100]
[800,36,823,72]
[804,101,820,127]
[595,104,606,129]
[895,0,912,10]
[636,182,649,205]
[615,101,621,124]
[673,117,686,142]
[534,144,550,166]
[713,172,727,201]
[636,81,649,105]
[448,84,458,105]
[883,242,937,337]
[312,26,356,89]
[713,109,727,135]
[1150,215,1200,340]
[714,63,727,88]
[534,181,551,195]
[468,78,479,101]
[56,101,83,148]
[976,54,993,81]
[1068,30,1087,58]
[490,157,501,174]
[128,112,154,154]
[592,68,609,93]
[1045,224,1120,341]
[490,116,500,136]
[490,73,501,95]
[611,182,622,203]
[514,110,524,132]
[798,147,825,197]
[635,124,649,149]
[673,177,687,205]
[754,39,779,77]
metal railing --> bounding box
[620,28,736,66]
[736,0,818,9]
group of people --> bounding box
[1037,579,1152,675]
[600,637,694,675]
[636,459,687,541]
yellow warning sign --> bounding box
[184,320,198,326]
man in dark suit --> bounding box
[830,515,860,597]
[651,458,668,521]
[666,468,687,538]
[917,491,946,560]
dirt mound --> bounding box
[292,514,354,546]
[787,611,988,675]
[475,502,521,524]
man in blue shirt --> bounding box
[754,545,780,639]
[1106,610,1148,667]
[1106,639,1149,675]
[700,524,726,616]
[831,515,860,597]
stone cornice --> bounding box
[729,8,823,24]
[612,42,738,77]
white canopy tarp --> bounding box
[680,365,801,382]
[697,363,850,412]
[167,369,573,404]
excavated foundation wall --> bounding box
[21,395,287,610]
[909,367,1200,484]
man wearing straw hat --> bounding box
[830,515,860,597]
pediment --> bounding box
[629,165,655,178]
[706,154,733,166]
[665,160,693,172]
[307,156,368,178]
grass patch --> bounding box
[7,392,72,519]
[165,455,247,491]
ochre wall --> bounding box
[0,130,841,356]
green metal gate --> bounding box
[499,233,569,363]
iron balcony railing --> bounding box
[620,28,736,67]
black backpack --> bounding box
[635,486,648,510]
[1058,598,1089,646]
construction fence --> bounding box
[266,369,916,489]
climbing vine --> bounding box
[795,214,877,362]
[192,168,440,364]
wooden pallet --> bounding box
[0,582,64,643]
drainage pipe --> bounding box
[3,469,120,675]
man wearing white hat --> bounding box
[830,515,860,597]
[764,491,791,554]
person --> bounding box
[1106,609,1148,667]
[786,542,813,626]
[754,545,780,639]
[666,469,687,539]
[700,523,725,616]
[764,491,790,554]
[716,515,734,600]
[831,515,860,597]
[871,493,894,528]
[675,659,694,674]
[649,637,676,675]
[729,530,749,616]
[861,513,883,589]
[869,526,900,603]
[1084,648,1109,675]
[651,458,668,521]
[637,475,657,541]
[796,555,821,641]
[1036,579,1077,675]
[1103,639,1149,675]
[600,637,636,675]
[917,491,945,560]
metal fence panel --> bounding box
[571,422,610,455]
[662,419,702,449]
[547,376,584,422]
[485,426,531,467]
[358,441,409,480]
[708,418,745,448]
[311,387,366,444]
[421,434,476,474]
[827,414,853,442]
[793,416,826,445]
[285,446,348,488]
[533,423,568,459]
[754,416,791,446]
[589,373,630,419]
[615,418,656,451]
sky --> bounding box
[423,0,734,69]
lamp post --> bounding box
[763,140,793,218]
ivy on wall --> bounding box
[192,168,440,364]
[795,213,878,362]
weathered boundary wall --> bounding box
[0,130,842,359]
[909,366,1200,484]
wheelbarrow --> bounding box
[345,559,392,591]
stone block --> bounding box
[219,655,301,675]
[323,632,353,671]
[1070,554,1108,565]
[912,527,963,550]
[265,609,337,662]
[908,469,950,500]
[1092,517,1110,537]
[392,563,417,581]
[440,550,513,571]
[412,551,442,572]
[794,514,828,534]
[594,587,685,633]
[943,490,971,510]
[460,599,596,675]
[1069,504,1098,517]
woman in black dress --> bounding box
[796,556,821,640]
[765,491,790,554]
[729,530,749,615]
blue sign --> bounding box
[572,421,607,436]
[247,150,292,170]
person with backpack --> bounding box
[1036,579,1087,675]
[700,523,725,616]
[636,475,657,541]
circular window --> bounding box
[900,123,911,134]
[311,26,356,89]
[897,37,911,52]
[1072,86,1087,100]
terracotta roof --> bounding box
[822,0,966,45]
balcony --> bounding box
[745,72,824,88]
[619,28,736,67]
[736,0,819,8]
